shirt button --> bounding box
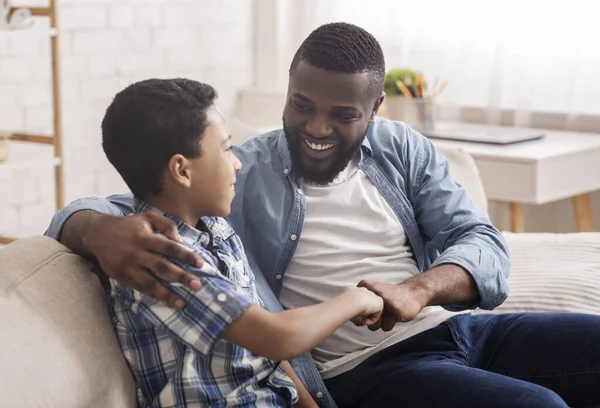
[217,293,227,302]
[290,234,297,241]
[283,168,289,175]
[275,274,282,280]
[297,188,302,194]
[316,391,323,398]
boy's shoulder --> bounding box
[202,216,238,242]
[199,216,249,275]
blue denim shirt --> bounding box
[45,118,510,408]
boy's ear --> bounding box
[168,154,192,188]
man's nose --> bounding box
[306,114,332,139]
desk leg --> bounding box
[509,203,525,233]
[572,194,595,232]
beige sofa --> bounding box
[1,147,599,407]
[0,236,137,407]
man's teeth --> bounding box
[304,139,334,151]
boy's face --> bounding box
[184,105,241,217]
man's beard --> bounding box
[283,119,367,185]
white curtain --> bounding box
[288,0,600,128]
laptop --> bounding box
[423,122,545,145]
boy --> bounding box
[101,78,384,407]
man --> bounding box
[47,23,600,408]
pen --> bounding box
[396,80,413,99]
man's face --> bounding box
[283,60,382,185]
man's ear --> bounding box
[371,92,386,121]
[168,154,192,188]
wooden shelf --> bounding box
[7,132,55,145]
[0,141,61,173]
[0,0,63,246]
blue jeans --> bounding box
[324,313,600,408]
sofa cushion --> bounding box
[476,232,600,315]
[0,236,136,407]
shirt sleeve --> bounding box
[408,130,511,311]
[123,256,254,357]
[44,193,134,240]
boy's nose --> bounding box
[233,155,242,172]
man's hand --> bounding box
[343,286,384,327]
[83,213,204,308]
[357,280,431,332]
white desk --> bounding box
[430,122,600,232]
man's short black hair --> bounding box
[289,22,385,98]
[102,78,217,199]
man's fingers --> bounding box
[126,268,186,309]
[357,280,380,295]
[148,284,186,309]
[143,212,183,243]
[381,313,397,332]
[144,280,186,309]
[142,232,203,269]
[357,279,373,289]
[137,251,202,291]
[362,312,382,326]
[368,315,383,331]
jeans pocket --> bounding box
[442,318,470,364]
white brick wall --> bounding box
[0,0,252,238]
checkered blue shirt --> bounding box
[109,200,298,407]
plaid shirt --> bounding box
[109,200,298,407]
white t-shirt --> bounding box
[279,157,462,379]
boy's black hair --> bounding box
[289,22,385,98]
[102,78,217,199]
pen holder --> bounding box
[0,132,9,163]
[385,97,435,133]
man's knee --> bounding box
[512,386,568,408]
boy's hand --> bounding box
[280,361,320,408]
[357,280,429,331]
[293,397,320,408]
[84,213,204,308]
[344,287,384,327]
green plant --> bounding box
[384,68,418,96]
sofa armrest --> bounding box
[474,232,600,315]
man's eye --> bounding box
[292,100,311,112]
[336,114,357,122]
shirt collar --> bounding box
[276,122,375,179]
[133,198,211,249]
